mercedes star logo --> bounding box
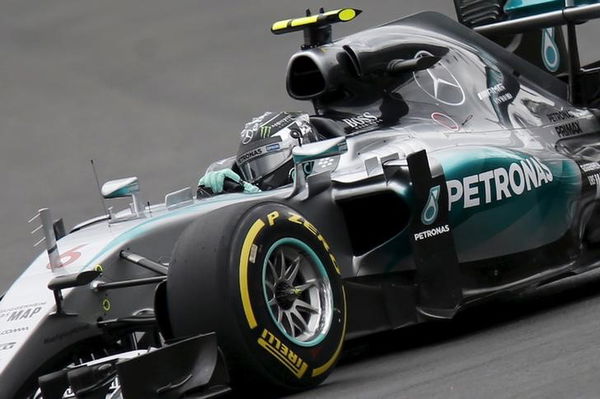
[240,127,255,144]
[413,50,465,106]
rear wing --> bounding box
[454,0,600,106]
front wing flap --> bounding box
[39,333,230,399]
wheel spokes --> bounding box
[267,259,278,281]
[294,299,319,314]
[293,279,317,294]
[265,280,274,292]
[285,311,297,337]
[262,244,331,344]
[284,256,301,283]
[279,250,286,280]
[292,308,308,332]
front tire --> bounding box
[167,203,346,393]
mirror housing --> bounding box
[101,177,139,199]
[290,137,347,198]
[101,177,144,220]
[292,137,348,164]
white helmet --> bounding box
[236,112,318,189]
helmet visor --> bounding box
[238,146,293,183]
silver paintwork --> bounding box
[3,9,600,394]
[29,208,63,270]
[102,177,145,221]
[0,189,276,397]
[101,177,139,199]
[292,136,347,161]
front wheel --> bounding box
[167,203,346,393]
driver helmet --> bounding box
[236,111,318,190]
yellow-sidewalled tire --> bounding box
[166,202,346,394]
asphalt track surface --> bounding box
[2,1,600,398]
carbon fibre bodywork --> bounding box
[2,8,600,399]
[283,11,600,333]
[289,12,599,297]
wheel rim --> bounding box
[262,238,333,347]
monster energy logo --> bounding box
[421,185,440,226]
[260,126,272,138]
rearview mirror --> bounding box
[101,177,139,199]
[292,137,348,164]
[101,177,144,220]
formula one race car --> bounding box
[4,1,600,398]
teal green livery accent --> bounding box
[421,186,441,226]
[433,147,581,261]
[292,137,347,164]
[110,186,138,198]
[292,146,343,163]
[77,191,274,274]
[541,27,560,72]
[504,0,598,18]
